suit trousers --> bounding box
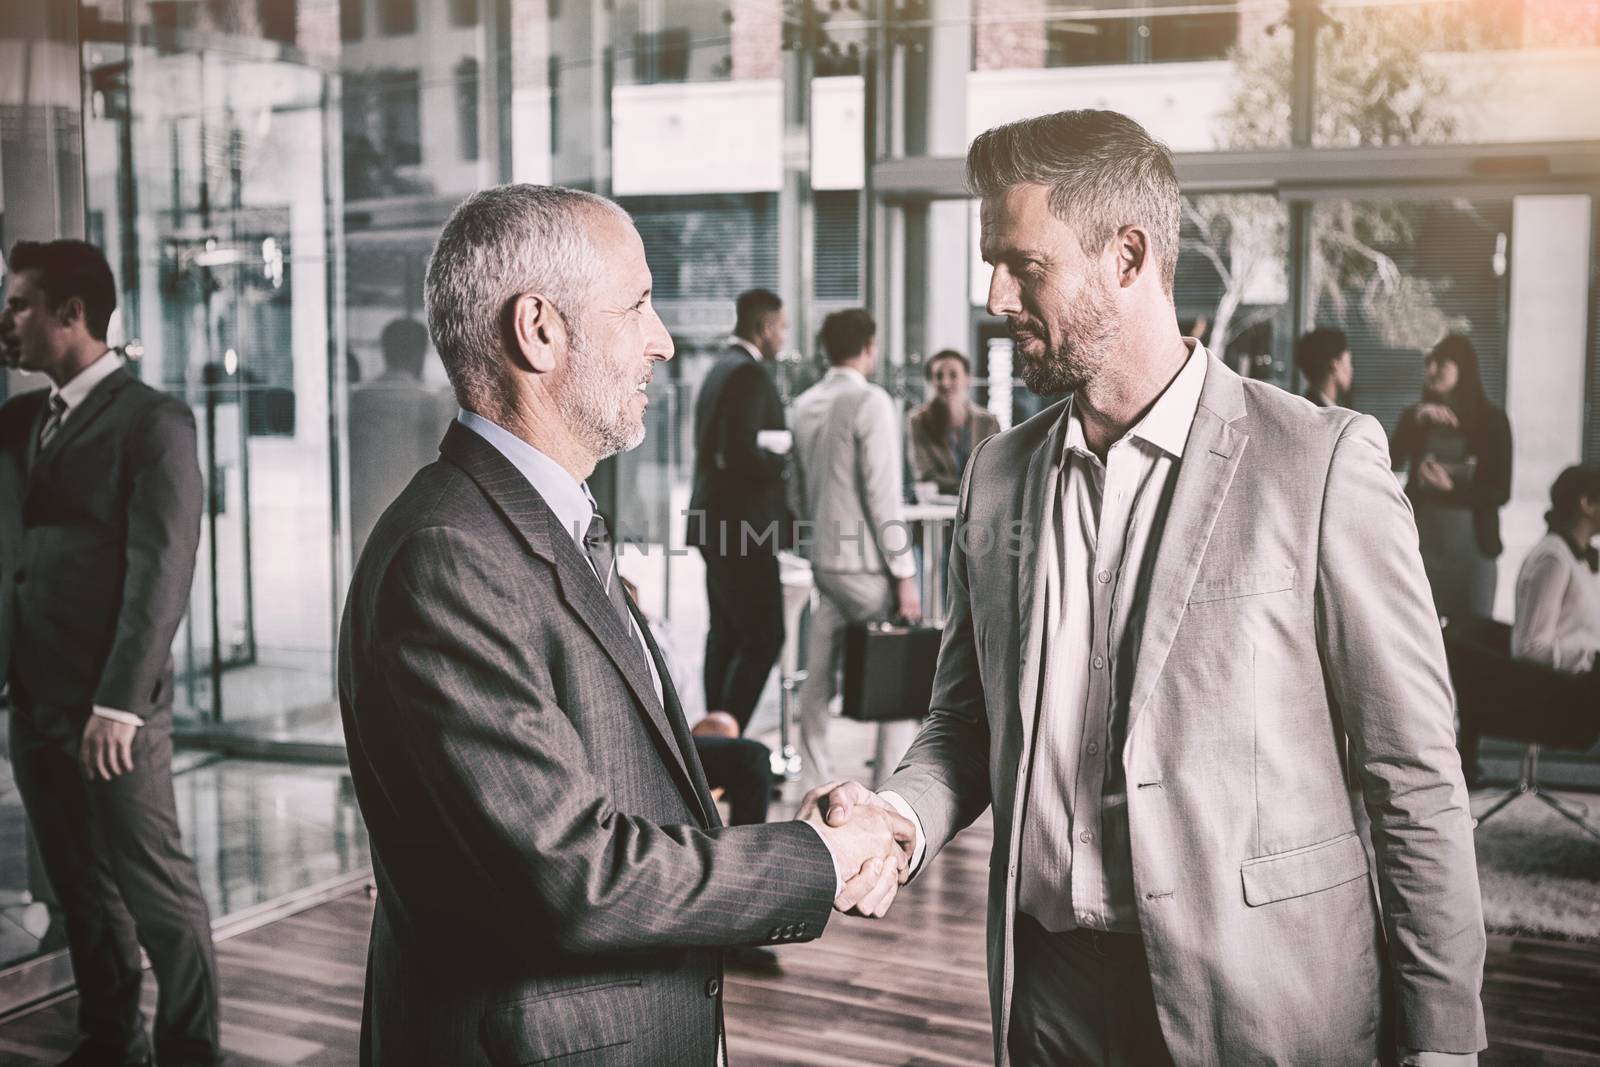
[701,546,784,731]
[693,735,774,826]
[1007,913,1174,1067]
[8,689,221,1066]
[798,571,919,789]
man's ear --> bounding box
[509,292,566,375]
[1113,225,1150,290]
[58,295,87,330]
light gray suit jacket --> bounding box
[883,355,1486,1066]
[339,422,836,1066]
[788,368,916,579]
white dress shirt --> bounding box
[46,352,145,729]
[1513,531,1600,674]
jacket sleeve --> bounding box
[1315,414,1487,1055]
[856,389,916,580]
[1470,409,1513,510]
[880,435,997,869]
[94,398,203,713]
[368,527,836,954]
[714,362,786,488]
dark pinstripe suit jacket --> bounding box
[338,422,836,1066]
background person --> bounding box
[1294,326,1353,408]
[0,239,220,1067]
[788,309,921,791]
[687,288,791,733]
[1391,333,1513,623]
[907,349,1001,496]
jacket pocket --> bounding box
[1188,565,1297,605]
[1240,830,1367,907]
[481,979,641,1066]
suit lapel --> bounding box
[1014,406,1068,750]
[29,370,128,485]
[628,597,719,827]
[439,422,710,824]
[1125,357,1249,738]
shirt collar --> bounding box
[728,336,762,362]
[825,365,867,383]
[455,409,594,545]
[1063,339,1208,461]
[53,351,124,413]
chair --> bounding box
[1441,615,1600,840]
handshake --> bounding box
[798,781,917,919]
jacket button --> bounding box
[796,922,807,935]
[705,978,721,998]
[767,927,781,941]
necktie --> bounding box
[38,394,68,451]
[583,509,632,624]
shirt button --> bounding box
[1097,570,1111,584]
[1086,741,1100,755]
[1092,656,1105,670]
[705,978,721,998]
[1079,830,1094,843]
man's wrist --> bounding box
[876,790,927,872]
[92,706,145,728]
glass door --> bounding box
[83,39,343,749]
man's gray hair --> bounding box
[424,184,630,416]
[966,109,1181,295]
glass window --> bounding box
[341,0,364,41]
[456,57,481,161]
[972,1,1293,152]
[451,0,479,27]
[1314,0,1600,146]
[378,69,423,167]
[379,0,417,36]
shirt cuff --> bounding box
[1401,1050,1477,1066]
[92,706,145,728]
[801,819,844,896]
[876,790,927,873]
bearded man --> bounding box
[805,110,1485,1067]
[337,185,911,1066]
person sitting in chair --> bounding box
[1460,464,1600,786]
[1514,465,1600,677]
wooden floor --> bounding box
[1,814,1596,1066]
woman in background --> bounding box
[1391,333,1513,622]
[907,349,1000,496]
[1513,464,1600,675]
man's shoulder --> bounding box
[1237,378,1362,452]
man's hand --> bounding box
[80,716,137,781]
[895,576,923,625]
[800,780,916,917]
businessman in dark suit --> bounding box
[0,240,219,1067]
[338,185,911,1065]
[687,288,790,731]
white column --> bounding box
[1498,194,1594,620]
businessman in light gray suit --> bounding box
[338,184,912,1066]
[806,111,1486,1066]
[787,308,921,788]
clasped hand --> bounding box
[800,780,915,919]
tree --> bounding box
[1189,4,1491,358]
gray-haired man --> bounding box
[806,110,1485,1066]
[337,185,912,1065]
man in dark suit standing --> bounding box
[0,240,220,1067]
[687,288,790,731]
[338,186,910,1065]
[1295,325,1353,408]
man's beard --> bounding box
[551,324,645,460]
[1015,276,1120,397]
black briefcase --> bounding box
[840,621,942,722]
